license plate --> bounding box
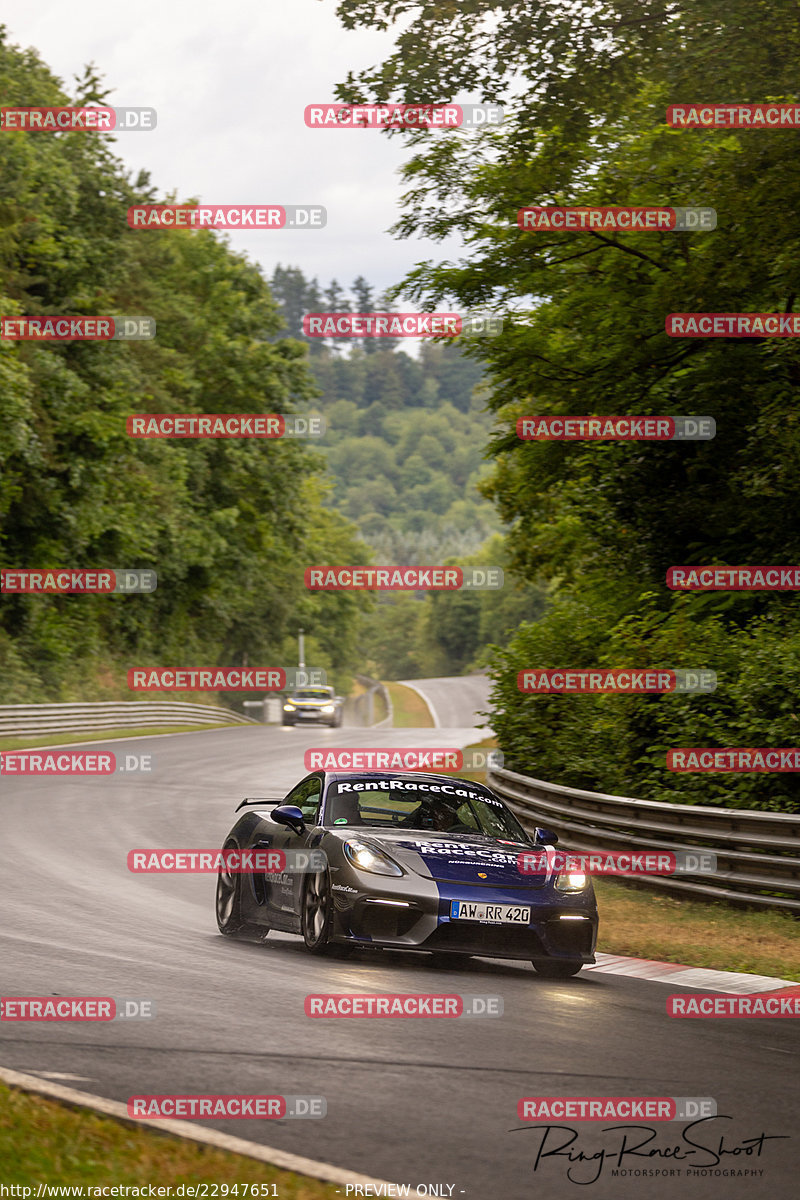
[449,900,530,924]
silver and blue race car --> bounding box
[215,769,598,977]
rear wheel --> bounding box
[531,958,583,978]
[216,842,267,939]
[302,867,335,954]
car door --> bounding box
[263,774,323,930]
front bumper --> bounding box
[330,877,597,962]
[284,709,336,724]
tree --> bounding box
[0,28,368,701]
[330,0,800,810]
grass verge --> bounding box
[384,682,434,728]
[0,725,250,752]
[594,877,800,982]
[0,1082,342,1195]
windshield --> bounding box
[291,689,332,700]
[325,777,530,841]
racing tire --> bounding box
[333,709,343,728]
[282,717,295,727]
[216,841,267,939]
[301,866,336,954]
[531,958,584,978]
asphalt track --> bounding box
[0,679,797,1198]
[398,675,492,729]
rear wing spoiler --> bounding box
[234,796,284,813]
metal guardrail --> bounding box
[486,763,800,912]
[350,676,394,728]
[0,702,258,738]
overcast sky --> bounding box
[2,0,465,302]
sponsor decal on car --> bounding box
[334,778,489,801]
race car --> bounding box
[282,685,343,727]
[215,769,598,976]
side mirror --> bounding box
[270,805,306,835]
[534,827,559,845]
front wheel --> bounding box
[531,958,583,978]
[302,867,335,954]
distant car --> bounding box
[282,685,343,727]
[215,770,598,977]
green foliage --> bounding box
[269,268,498,563]
[0,29,370,701]
[490,585,800,812]
[360,536,546,680]
[331,0,800,809]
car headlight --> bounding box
[283,703,295,711]
[555,870,588,892]
[344,839,404,877]
[321,704,335,713]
